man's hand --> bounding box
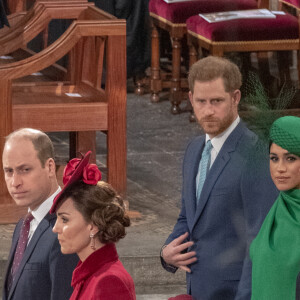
[162,232,197,273]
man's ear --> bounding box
[46,158,56,176]
[189,91,194,107]
[232,89,241,106]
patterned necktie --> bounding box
[8,213,34,287]
[196,140,213,203]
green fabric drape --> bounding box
[250,189,300,300]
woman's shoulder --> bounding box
[98,260,134,283]
[91,263,136,299]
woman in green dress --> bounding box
[250,115,300,300]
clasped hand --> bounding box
[162,232,197,273]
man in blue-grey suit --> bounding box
[161,56,278,300]
[2,128,78,300]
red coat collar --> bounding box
[71,243,118,287]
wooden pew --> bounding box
[7,0,28,13]
[0,0,127,223]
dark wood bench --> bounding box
[0,0,127,223]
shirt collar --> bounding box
[205,116,240,153]
[29,187,61,223]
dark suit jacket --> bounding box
[2,213,78,300]
[0,0,9,28]
[163,122,278,300]
[296,273,300,300]
[91,0,151,78]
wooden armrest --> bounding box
[0,16,126,80]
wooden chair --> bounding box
[279,0,300,52]
[0,0,127,223]
[186,0,300,118]
[148,0,258,114]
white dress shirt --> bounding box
[27,187,61,243]
[206,116,240,168]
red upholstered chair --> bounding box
[279,0,300,86]
[186,0,300,89]
[149,0,257,114]
[279,0,300,33]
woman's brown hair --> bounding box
[60,181,130,243]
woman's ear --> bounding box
[89,223,99,236]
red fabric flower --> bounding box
[83,164,102,185]
[63,158,81,185]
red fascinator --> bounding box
[50,151,102,214]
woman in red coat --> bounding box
[51,151,136,300]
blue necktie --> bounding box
[196,140,212,203]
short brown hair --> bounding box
[61,181,130,244]
[5,128,54,167]
[188,56,242,93]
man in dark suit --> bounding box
[161,56,278,300]
[91,0,150,79]
[2,128,78,300]
[0,0,9,28]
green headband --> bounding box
[270,116,300,157]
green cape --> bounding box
[250,189,300,300]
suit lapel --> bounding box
[192,152,231,231]
[7,225,20,269]
[185,138,205,231]
[191,123,245,232]
[3,222,21,300]
[8,214,54,299]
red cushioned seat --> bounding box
[149,0,257,24]
[186,13,299,42]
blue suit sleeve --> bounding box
[49,237,78,300]
[161,198,189,274]
[161,143,192,273]
[165,199,189,246]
